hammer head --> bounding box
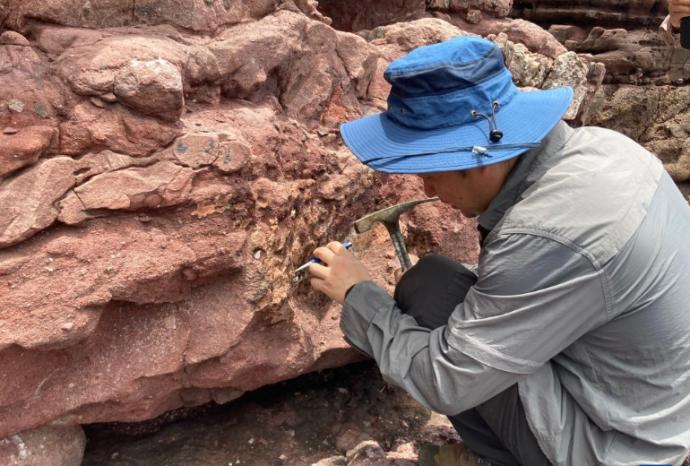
[354,197,439,233]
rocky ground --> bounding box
[82,361,481,466]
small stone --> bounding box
[3,127,18,134]
[466,8,482,24]
[253,250,262,259]
[34,103,49,118]
[100,93,117,103]
[8,99,24,113]
[111,452,119,459]
[138,214,151,223]
[61,322,75,332]
[89,97,105,108]
[45,266,55,273]
[0,31,30,46]
[278,454,288,461]
[248,438,255,445]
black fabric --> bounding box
[394,254,478,329]
[478,224,491,246]
[393,254,551,466]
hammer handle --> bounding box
[682,17,690,49]
[384,222,412,272]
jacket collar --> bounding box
[478,121,574,233]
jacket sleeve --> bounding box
[340,233,610,415]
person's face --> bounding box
[418,160,516,218]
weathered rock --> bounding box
[0,125,57,178]
[318,0,427,32]
[172,133,224,168]
[0,157,75,248]
[210,10,364,125]
[336,429,376,453]
[557,26,681,85]
[512,0,667,28]
[113,58,185,121]
[58,103,180,157]
[0,425,85,466]
[543,51,590,120]
[3,0,277,33]
[319,0,513,32]
[0,30,64,144]
[0,30,29,46]
[58,161,195,225]
[588,84,690,182]
[346,440,389,466]
[56,34,189,98]
[493,32,553,88]
[456,17,567,58]
[428,0,513,18]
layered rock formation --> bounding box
[0,0,686,464]
[530,1,690,187]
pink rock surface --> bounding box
[0,425,85,466]
[0,125,57,178]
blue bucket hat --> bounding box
[339,36,573,174]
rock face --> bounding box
[534,4,690,184]
[0,0,685,461]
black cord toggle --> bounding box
[471,100,503,143]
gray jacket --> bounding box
[342,122,690,465]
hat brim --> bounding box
[340,86,573,174]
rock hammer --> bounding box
[354,197,439,272]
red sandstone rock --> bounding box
[2,0,277,33]
[113,58,185,122]
[0,0,669,456]
[0,157,76,248]
[0,125,57,178]
[58,103,180,156]
[0,425,85,466]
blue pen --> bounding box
[294,240,353,274]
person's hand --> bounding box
[669,0,690,28]
[308,241,372,304]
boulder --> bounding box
[0,157,75,248]
[0,125,57,178]
[113,58,185,122]
[0,425,85,466]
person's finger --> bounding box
[313,246,336,265]
[327,241,346,254]
[309,276,325,293]
[307,262,329,279]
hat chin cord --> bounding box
[471,100,503,143]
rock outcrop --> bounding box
[0,0,686,463]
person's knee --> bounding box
[394,254,477,329]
